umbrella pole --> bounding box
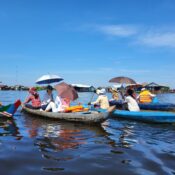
[119,84,125,100]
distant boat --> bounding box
[0,100,21,117]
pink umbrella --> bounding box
[54,82,78,101]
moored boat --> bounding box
[112,110,175,123]
[22,105,109,124]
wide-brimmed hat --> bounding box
[141,88,146,91]
[29,87,37,95]
[96,88,106,95]
[112,87,118,92]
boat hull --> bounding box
[139,103,175,112]
[0,100,21,117]
[22,105,109,124]
[112,110,175,123]
[110,100,175,112]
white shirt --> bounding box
[42,92,54,105]
[54,96,63,112]
[125,96,140,112]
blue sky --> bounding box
[0,0,175,88]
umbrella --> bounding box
[109,76,136,84]
[35,74,63,84]
[54,82,78,101]
[109,76,136,100]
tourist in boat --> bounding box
[24,87,41,109]
[89,88,110,110]
[124,89,140,111]
[41,85,54,110]
[108,87,123,109]
[45,95,70,112]
[137,88,156,103]
[109,87,119,101]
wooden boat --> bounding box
[139,103,175,112]
[22,105,109,123]
[112,110,175,123]
[0,100,21,117]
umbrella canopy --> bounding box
[54,82,78,101]
[35,74,63,84]
[109,76,136,84]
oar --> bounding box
[89,92,95,103]
[88,86,96,106]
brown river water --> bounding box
[0,91,175,175]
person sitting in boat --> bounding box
[45,96,70,112]
[137,88,156,104]
[108,87,123,109]
[109,87,119,101]
[24,87,41,109]
[61,97,71,110]
[89,88,110,110]
[41,85,54,110]
[124,89,140,112]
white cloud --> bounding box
[92,23,175,48]
[96,24,138,37]
[138,32,175,48]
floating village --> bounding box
[0,81,175,93]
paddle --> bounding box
[88,86,96,106]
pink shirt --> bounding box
[24,95,41,107]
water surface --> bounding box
[0,91,175,175]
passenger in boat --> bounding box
[61,97,71,110]
[137,88,156,103]
[124,89,140,112]
[24,87,41,109]
[45,96,70,112]
[90,88,110,110]
[109,87,119,101]
[41,85,54,110]
[108,87,123,109]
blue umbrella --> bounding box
[35,74,63,84]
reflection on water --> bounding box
[102,119,137,149]
[0,91,175,175]
[0,117,22,140]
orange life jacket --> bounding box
[139,90,152,103]
[64,105,89,113]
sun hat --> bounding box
[96,88,106,95]
[29,87,37,95]
[141,88,146,91]
[112,87,118,92]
